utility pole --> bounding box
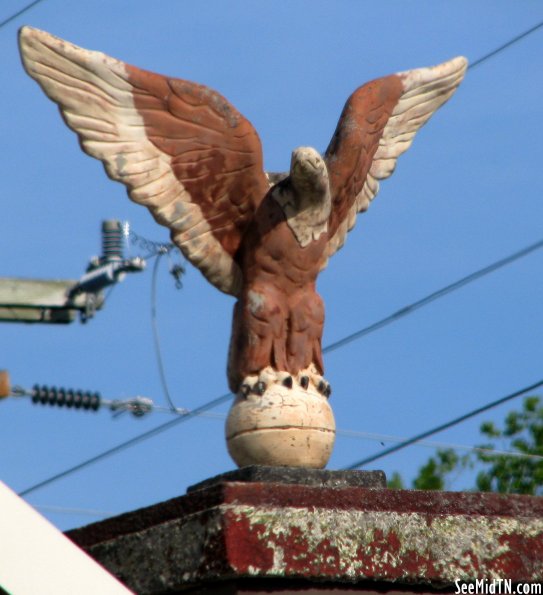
[0,220,145,324]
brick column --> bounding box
[67,468,543,594]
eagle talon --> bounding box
[317,380,329,396]
[253,381,267,396]
[17,31,467,473]
[316,380,332,398]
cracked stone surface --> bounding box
[226,382,335,468]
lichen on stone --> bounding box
[228,504,543,583]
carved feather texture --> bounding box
[19,30,468,393]
[19,26,269,296]
[323,56,467,266]
[19,27,466,292]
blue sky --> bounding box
[1,1,542,531]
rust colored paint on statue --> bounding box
[125,63,269,259]
[325,75,403,238]
[228,196,328,386]
[19,26,467,418]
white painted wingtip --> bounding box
[396,55,468,94]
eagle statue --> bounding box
[19,27,466,409]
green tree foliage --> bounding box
[475,396,543,494]
[412,449,468,491]
[395,397,543,494]
[387,471,405,489]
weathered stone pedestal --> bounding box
[66,467,543,594]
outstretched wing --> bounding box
[19,27,269,296]
[323,56,467,264]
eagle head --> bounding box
[268,147,331,247]
[290,147,329,197]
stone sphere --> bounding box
[225,383,335,468]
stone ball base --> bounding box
[225,383,335,468]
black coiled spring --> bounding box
[31,385,101,411]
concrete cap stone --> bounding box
[67,476,543,594]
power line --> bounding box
[33,504,113,518]
[19,378,543,498]
[128,18,543,472]
[18,391,233,497]
[323,237,543,355]
[468,20,543,70]
[343,378,543,470]
[25,418,543,514]
[17,235,543,496]
[150,251,179,412]
[128,228,175,260]
[0,0,46,30]
[337,429,543,463]
[12,382,543,463]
